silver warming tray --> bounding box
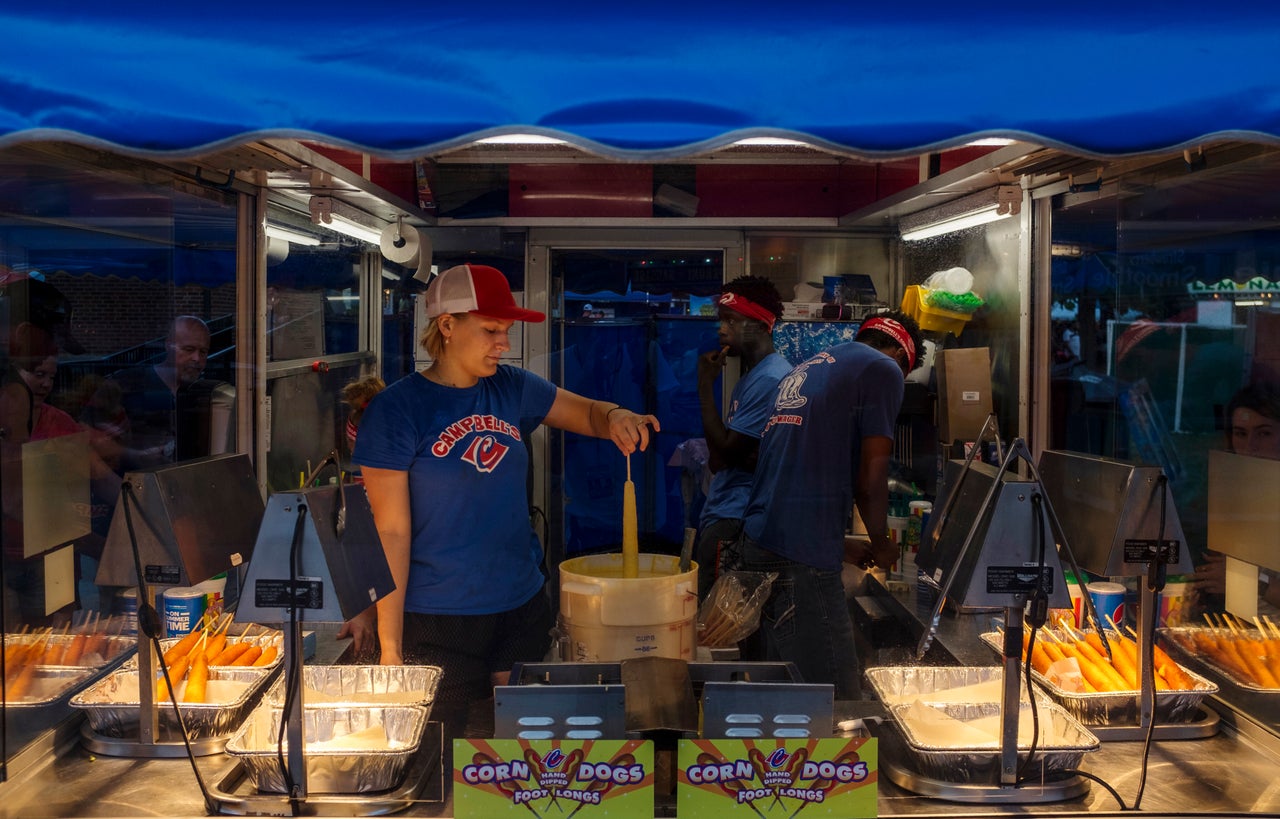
[70,666,273,739]
[1160,626,1280,693]
[980,631,1218,724]
[866,665,1044,707]
[6,666,96,707]
[265,665,441,710]
[226,705,427,794]
[886,699,1099,783]
[6,633,134,669]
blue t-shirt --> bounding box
[742,342,904,570]
[353,366,557,615]
[700,352,794,526]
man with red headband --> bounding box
[737,309,923,697]
[694,276,792,599]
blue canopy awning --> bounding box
[4,2,1280,159]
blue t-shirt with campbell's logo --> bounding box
[742,342,904,571]
[353,366,557,614]
[700,352,794,527]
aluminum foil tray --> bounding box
[865,666,1044,707]
[70,666,273,739]
[7,633,134,669]
[1161,626,1280,693]
[7,666,95,707]
[265,665,442,711]
[227,704,427,794]
[980,631,1218,724]
[886,699,1098,783]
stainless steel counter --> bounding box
[4,612,1280,817]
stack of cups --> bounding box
[907,500,932,551]
[115,588,139,635]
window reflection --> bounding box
[0,148,237,748]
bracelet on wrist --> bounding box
[606,405,625,420]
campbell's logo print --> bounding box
[774,369,809,410]
[431,413,522,473]
[431,413,522,457]
[460,435,510,473]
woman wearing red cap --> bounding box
[352,264,659,732]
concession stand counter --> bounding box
[5,4,1280,818]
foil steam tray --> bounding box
[980,631,1218,724]
[1160,626,1280,693]
[865,666,1046,707]
[265,665,442,711]
[7,633,135,669]
[6,667,96,707]
[226,705,427,794]
[70,666,273,739]
[886,699,1098,783]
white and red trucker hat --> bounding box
[424,264,545,323]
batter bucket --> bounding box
[558,553,698,662]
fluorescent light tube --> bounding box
[320,213,383,245]
[901,205,1013,242]
[265,224,321,246]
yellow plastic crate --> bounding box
[901,285,973,335]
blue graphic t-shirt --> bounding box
[353,366,557,614]
[700,352,794,526]
[742,342,904,570]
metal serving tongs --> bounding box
[914,431,1104,661]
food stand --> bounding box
[3,4,1280,818]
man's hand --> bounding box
[1192,550,1227,597]
[336,606,377,655]
[697,346,729,392]
[842,536,876,569]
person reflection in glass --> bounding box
[1193,381,1280,613]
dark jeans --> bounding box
[739,535,861,699]
[695,517,744,600]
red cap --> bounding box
[424,264,545,323]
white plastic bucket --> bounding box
[559,553,698,662]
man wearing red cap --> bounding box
[354,264,659,734]
[694,275,792,600]
[737,309,923,698]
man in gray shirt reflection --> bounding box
[85,316,232,470]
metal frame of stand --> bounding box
[1037,450,1221,742]
[909,435,1091,801]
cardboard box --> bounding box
[936,346,993,443]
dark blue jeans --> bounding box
[740,535,861,699]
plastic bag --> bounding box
[696,571,778,647]
[922,266,974,294]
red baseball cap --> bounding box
[424,264,545,323]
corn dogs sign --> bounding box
[678,738,877,818]
[454,739,653,818]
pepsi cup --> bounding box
[1087,581,1127,629]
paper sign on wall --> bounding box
[678,737,877,818]
[454,738,653,819]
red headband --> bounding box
[718,292,777,330]
[859,316,916,371]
